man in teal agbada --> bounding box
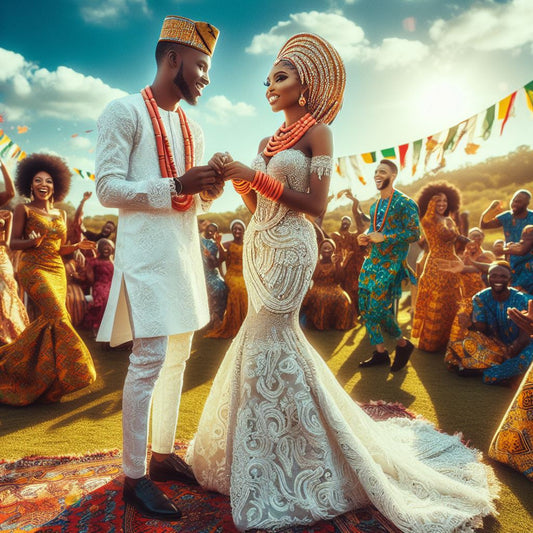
[357,160,420,371]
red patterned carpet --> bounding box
[0,402,411,533]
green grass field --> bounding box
[1,309,531,532]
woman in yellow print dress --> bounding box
[0,153,96,406]
[412,181,463,352]
[0,159,29,345]
[302,238,355,330]
[206,219,248,339]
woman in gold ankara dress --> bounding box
[0,153,96,406]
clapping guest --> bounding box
[446,261,533,385]
[0,159,29,345]
[83,238,115,337]
[412,181,463,352]
[200,222,228,327]
[302,238,355,330]
[206,219,247,338]
[0,153,96,405]
[502,224,533,294]
[331,191,368,315]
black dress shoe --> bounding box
[149,453,197,484]
[123,476,182,521]
[390,340,414,372]
[359,350,390,367]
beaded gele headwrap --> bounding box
[159,15,219,57]
[275,33,346,125]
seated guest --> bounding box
[480,189,533,291]
[63,249,89,328]
[83,238,115,337]
[439,234,492,368]
[302,239,356,330]
[200,223,228,328]
[331,194,368,315]
[489,299,533,480]
[502,224,533,294]
[446,261,533,385]
[492,239,506,261]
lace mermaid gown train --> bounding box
[187,151,497,532]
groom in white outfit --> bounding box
[95,15,222,520]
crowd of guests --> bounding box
[0,151,531,487]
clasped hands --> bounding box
[176,152,255,200]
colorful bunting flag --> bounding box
[411,139,422,175]
[464,115,479,154]
[361,152,376,164]
[73,168,95,181]
[525,81,533,113]
[398,144,409,170]
[381,147,396,159]
[17,125,28,134]
[498,91,517,135]
[442,125,459,153]
[348,155,366,185]
[481,105,495,140]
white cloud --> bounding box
[246,11,368,62]
[0,49,25,82]
[81,0,150,25]
[429,0,533,52]
[200,95,255,124]
[0,48,127,122]
[370,38,430,70]
[245,11,428,69]
[70,136,93,150]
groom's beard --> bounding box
[173,64,197,106]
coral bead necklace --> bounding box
[141,85,194,211]
[263,112,316,157]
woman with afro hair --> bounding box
[0,153,96,405]
[412,180,464,352]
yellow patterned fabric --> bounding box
[159,15,219,56]
[302,262,356,330]
[0,209,96,406]
[412,197,462,352]
[489,361,533,480]
[206,242,247,339]
[445,271,486,366]
[0,242,29,345]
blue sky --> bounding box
[1,0,532,215]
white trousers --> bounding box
[122,332,193,478]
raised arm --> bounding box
[479,200,504,230]
[0,159,16,208]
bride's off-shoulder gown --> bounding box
[187,150,497,533]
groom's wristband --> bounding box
[172,177,183,196]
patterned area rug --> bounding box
[0,402,412,533]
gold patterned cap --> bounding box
[276,33,346,124]
[159,15,219,57]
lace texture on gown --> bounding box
[186,150,497,532]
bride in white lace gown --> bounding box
[186,34,497,532]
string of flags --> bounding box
[1,80,532,189]
[335,79,533,189]
[0,129,95,180]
